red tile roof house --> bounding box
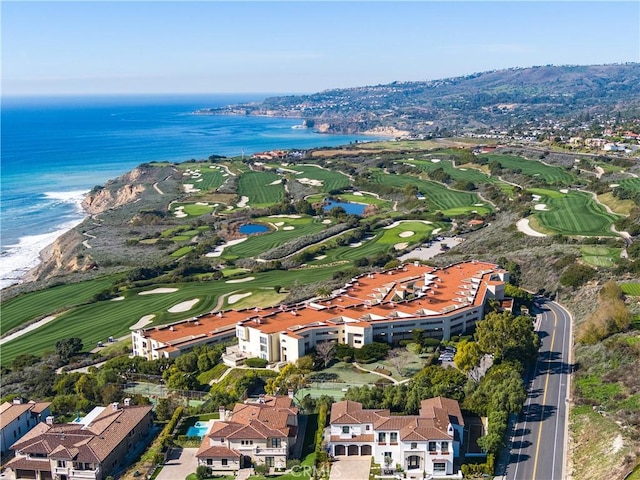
[5,401,153,480]
[328,397,464,478]
[0,398,51,459]
[196,395,298,474]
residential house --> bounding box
[196,395,298,473]
[5,401,153,480]
[328,397,464,478]
[0,398,51,457]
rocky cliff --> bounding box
[82,168,148,215]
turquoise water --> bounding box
[323,200,367,216]
[186,421,211,438]
[0,94,385,288]
[239,223,270,235]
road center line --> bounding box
[532,310,558,479]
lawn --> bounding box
[287,164,351,193]
[580,246,621,267]
[483,153,575,185]
[197,363,229,385]
[177,162,226,192]
[222,216,326,261]
[527,189,621,237]
[621,283,640,296]
[369,170,491,215]
[237,171,285,207]
[0,274,119,335]
[409,158,499,185]
[171,202,218,217]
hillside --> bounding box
[199,63,640,135]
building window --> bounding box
[57,460,66,468]
[221,459,228,466]
[342,426,350,434]
[378,432,386,444]
[428,441,436,452]
[365,425,370,431]
[411,442,417,450]
[265,457,275,467]
[434,462,446,473]
[207,459,213,466]
[441,441,449,453]
[383,452,393,465]
[271,438,281,448]
[390,432,398,444]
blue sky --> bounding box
[2,1,639,95]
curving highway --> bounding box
[503,299,573,480]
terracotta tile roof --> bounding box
[196,444,241,459]
[140,261,505,349]
[9,405,152,464]
[330,400,389,424]
[5,456,51,472]
[0,401,50,429]
[420,397,464,427]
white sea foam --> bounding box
[0,217,86,290]
[0,189,89,290]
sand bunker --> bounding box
[228,292,253,304]
[237,196,250,207]
[431,159,441,163]
[384,220,432,229]
[175,212,188,218]
[474,203,484,206]
[432,228,442,235]
[168,299,200,313]
[195,202,209,205]
[130,315,155,330]
[183,184,200,193]
[560,189,569,194]
[534,204,549,211]
[269,214,302,218]
[226,276,256,284]
[298,177,323,187]
[206,238,247,257]
[111,296,125,301]
[283,226,295,230]
[352,191,363,196]
[350,242,363,247]
[269,179,283,185]
[315,255,327,260]
[610,184,619,188]
[322,219,332,224]
[399,231,415,238]
[516,218,546,237]
[274,222,285,226]
[394,242,409,250]
[532,194,541,201]
[139,288,179,295]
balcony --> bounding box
[54,467,70,475]
[71,468,100,479]
[255,447,287,456]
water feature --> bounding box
[186,421,211,438]
[239,223,270,235]
[322,200,366,216]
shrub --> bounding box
[244,357,268,368]
[196,465,211,480]
[254,464,269,475]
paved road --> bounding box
[503,300,573,480]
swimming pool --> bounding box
[186,420,211,438]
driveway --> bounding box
[156,447,198,480]
[329,456,371,480]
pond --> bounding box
[323,200,366,216]
[239,223,270,235]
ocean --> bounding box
[0,94,383,290]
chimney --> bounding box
[46,416,55,425]
[288,389,294,399]
[219,406,226,420]
[124,398,131,407]
[259,394,265,404]
[12,397,24,405]
[111,402,119,411]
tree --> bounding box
[475,311,540,364]
[453,340,483,382]
[196,465,212,480]
[315,342,337,368]
[387,348,409,377]
[56,337,83,362]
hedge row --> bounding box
[314,403,328,467]
[160,406,184,448]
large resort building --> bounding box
[131,261,508,364]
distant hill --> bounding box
[203,64,640,135]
